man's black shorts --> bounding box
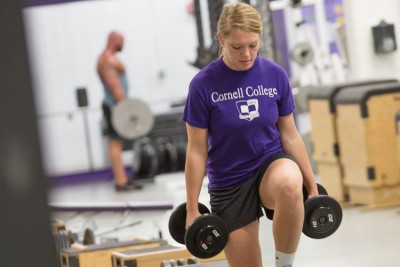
[102,103,121,139]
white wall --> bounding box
[343,0,400,80]
[24,0,400,176]
[23,0,199,175]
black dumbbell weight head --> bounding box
[169,202,210,244]
[185,214,229,259]
[169,202,229,258]
[303,185,343,239]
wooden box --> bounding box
[181,260,228,267]
[59,239,167,267]
[397,110,400,174]
[348,185,400,205]
[335,82,400,188]
[111,245,225,267]
[316,161,348,202]
[307,79,397,163]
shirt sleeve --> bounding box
[277,68,296,116]
[182,80,209,129]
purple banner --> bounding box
[324,0,345,54]
[271,9,291,77]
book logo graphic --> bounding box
[236,99,259,121]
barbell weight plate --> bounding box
[133,138,159,177]
[155,138,179,173]
[291,42,314,66]
[155,138,167,174]
[174,135,187,171]
[164,140,179,172]
[303,195,343,239]
[168,202,210,245]
[139,142,153,176]
[132,138,146,175]
[185,214,229,259]
[112,98,154,140]
[143,142,159,178]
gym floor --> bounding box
[49,171,400,266]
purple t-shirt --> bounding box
[182,56,295,189]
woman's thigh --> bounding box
[223,220,263,267]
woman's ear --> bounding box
[217,33,223,47]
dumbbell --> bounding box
[168,202,229,259]
[160,257,200,266]
[187,257,200,264]
[160,259,177,267]
[265,183,342,239]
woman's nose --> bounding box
[241,47,250,57]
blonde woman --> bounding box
[182,3,318,267]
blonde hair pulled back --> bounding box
[217,3,263,56]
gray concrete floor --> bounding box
[49,172,400,266]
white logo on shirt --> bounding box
[236,99,259,121]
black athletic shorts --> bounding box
[102,103,121,139]
[208,152,295,232]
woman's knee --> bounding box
[260,159,303,207]
[277,176,303,206]
[279,163,302,197]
